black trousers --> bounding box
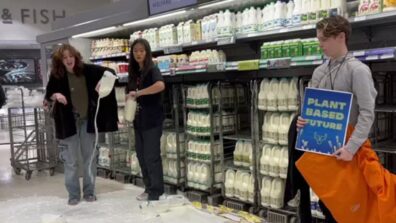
[285,115,337,223]
[134,125,164,199]
[285,116,313,223]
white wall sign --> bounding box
[1,8,66,25]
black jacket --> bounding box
[45,64,118,139]
[126,66,164,130]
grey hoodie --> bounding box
[310,54,377,155]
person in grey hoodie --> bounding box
[296,15,377,222]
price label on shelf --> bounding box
[247,33,259,38]
[302,24,314,30]
[279,28,289,33]
[354,16,367,22]
[313,60,324,65]
[268,58,291,69]
[163,45,183,54]
[380,54,395,59]
[207,63,226,72]
[217,36,235,46]
[353,51,366,57]
[305,55,322,61]
[365,55,379,61]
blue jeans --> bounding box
[58,119,96,200]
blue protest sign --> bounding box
[296,88,353,155]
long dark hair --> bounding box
[50,43,84,79]
[128,38,154,89]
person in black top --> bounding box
[126,38,165,201]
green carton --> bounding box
[238,60,260,71]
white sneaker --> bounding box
[136,192,148,201]
[287,190,300,208]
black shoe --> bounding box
[147,194,160,201]
[83,195,97,202]
[68,198,80,206]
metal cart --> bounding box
[8,88,57,180]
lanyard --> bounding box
[328,53,348,90]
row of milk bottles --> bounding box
[162,158,185,183]
[217,0,345,35]
[260,145,289,178]
[161,132,186,158]
[187,162,222,190]
[262,112,296,145]
[160,132,185,182]
[104,130,130,145]
[97,146,141,176]
[201,14,219,40]
[186,84,243,108]
[130,0,346,48]
[176,20,202,45]
[189,50,227,65]
[91,38,127,48]
[186,84,210,108]
[98,147,126,168]
[292,0,346,24]
[187,140,222,162]
[261,177,285,208]
[186,112,211,135]
[187,111,236,135]
[129,150,140,175]
[141,29,160,49]
[225,170,255,203]
[258,78,299,112]
[233,140,253,169]
[130,13,218,48]
[98,146,111,167]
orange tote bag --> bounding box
[296,126,396,223]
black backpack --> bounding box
[0,85,6,109]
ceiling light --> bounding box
[72,26,117,38]
[198,0,235,9]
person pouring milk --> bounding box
[125,38,166,201]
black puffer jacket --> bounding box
[45,64,118,139]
